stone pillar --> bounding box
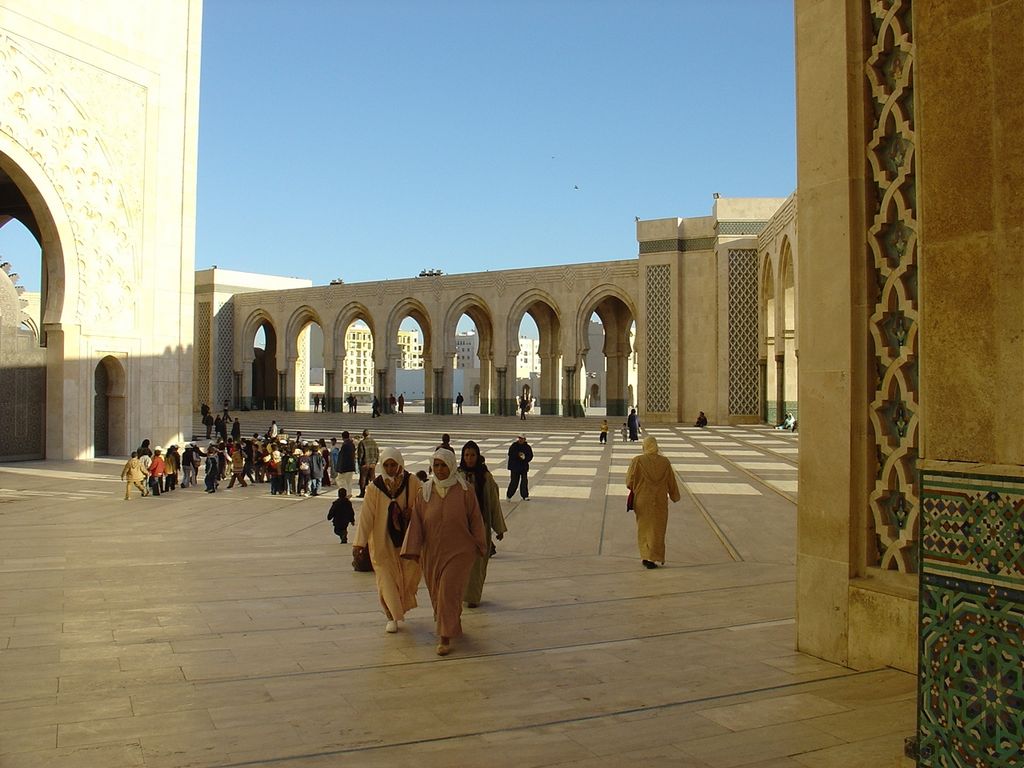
[433,367,447,414]
[376,369,387,413]
[495,366,508,416]
[240,358,253,410]
[758,357,768,423]
[478,356,492,414]
[330,355,345,413]
[774,353,785,425]
[540,353,559,415]
[606,352,629,417]
[232,372,241,409]
[277,371,287,411]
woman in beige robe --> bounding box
[626,436,681,568]
[353,447,423,633]
[402,448,487,656]
[459,440,507,607]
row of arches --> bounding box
[234,289,638,417]
[760,227,798,425]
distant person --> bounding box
[777,413,797,431]
[268,419,279,439]
[120,452,148,499]
[626,436,681,569]
[201,404,213,439]
[627,408,640,442]
[357,429,379,498]
[519,396,528,420]
[372,396,381,418]
[506,434,533,501]
[437,433,453,452]
[455,392,464,414]
[230,416,241,441]
[398,393,405,413]
[599,419,608,444]
[694,411,708,428]
[327,488,355,543]
[388,393,397,413]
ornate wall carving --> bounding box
[0,32,144,329]
[195,300,211,407]
[865,0,919,572]
[728,249,759,415]
[214,301,234,408]
[645,264,671,412]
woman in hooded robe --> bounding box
[459,441,507,608]
[626,435,681,569]
[402,448,487,655]
[353,447,423,633]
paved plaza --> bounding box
[0,419,913,768]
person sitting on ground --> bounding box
[694,411,708,428]
[776,413,796,431]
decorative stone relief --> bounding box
[865,0,919,572]
[214,301,234,408]
[645,264,671,412]
[195,301,211,407]
[728,249,759,415]
[0,32,144,329]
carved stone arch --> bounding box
[507,288,563,415]
[386,297,433,363]
[284,305,326,361]
[333,301,375,356]
[0,143,75,329]
[574,284,637,359]
[575,285,637,417]
[506,288,562,357]
[443,293,495,360]
[238,308,278,368]
[94,354,127,457]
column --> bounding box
[232,372,241,409]
[478,356,492,415]
[495,366,508,416]
[774,353,785,426]
[758,357,768,423]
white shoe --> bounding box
[385,620,398,633]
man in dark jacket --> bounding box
[309,446,325,496]
[506,434,533,501]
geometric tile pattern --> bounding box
[195,300,211,407]
[865,0,919,573]
[214,300,234,407]
[718,220,768,236]
[728,249,759,415]
[645,264,671,412]
[919,469,1024,767]
[639,237,717,254]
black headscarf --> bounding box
[458,440,489,506]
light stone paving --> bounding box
[0,420,913,768]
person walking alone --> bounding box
[506,434,533,501]
[626,436,681,569]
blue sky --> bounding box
[0,0,795,293]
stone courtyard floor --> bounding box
[0,418,915,767]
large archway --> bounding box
[0,151,67,460]
[285,306,325,412]
[386,299,432,413]
[445,295,495,415]
[508,292,561,416]
[576,289,636,418]
[245,315,279,411]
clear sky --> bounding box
[0,0,795,293]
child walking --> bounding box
[121,452,148,499]
[327,488,355,543]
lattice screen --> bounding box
[645,264,671,412]
[728,249,759,415]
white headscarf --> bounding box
[643,435,660,455]
[378,447,404,478]
[422,447,466,499]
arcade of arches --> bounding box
[194,198,791,427]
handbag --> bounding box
[626,490,635,511]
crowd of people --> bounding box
[121,414,684,656]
